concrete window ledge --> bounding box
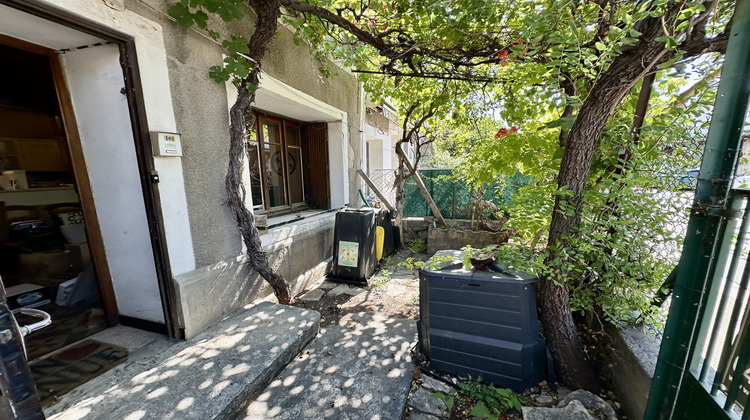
[261,210,336,250]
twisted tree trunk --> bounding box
[225,0,291,304]
[541,42,666,391]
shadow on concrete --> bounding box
[45,302,320,420]
[243,315,416,419]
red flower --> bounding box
[497,50,509,60]
[495,128,509,138]
[510,126,518,133]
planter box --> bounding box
[427,220,509,254]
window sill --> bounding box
[259,208,338,248]
[265,208,337,229]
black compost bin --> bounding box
[418,250,548,391]
[329,208,376,284]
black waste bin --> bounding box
[329,208,376,284]
[418,250,548,391]
[373,208,397,259]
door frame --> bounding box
[0,0,181,339]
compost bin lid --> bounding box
[421,249,538,284]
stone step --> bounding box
[242,313,417,419]
[45,301,320,420]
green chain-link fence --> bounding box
[400,169,530,218]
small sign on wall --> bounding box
[151,132,183,157]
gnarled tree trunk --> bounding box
[541,34,672,390]
[539,0,730,386]
[225,0,291,304]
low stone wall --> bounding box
[606,323,661,420]
[173,212,334,339]
[426,219,509,254]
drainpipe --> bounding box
[645,1,750,418]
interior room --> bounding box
[0,42,106,371]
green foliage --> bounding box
[168,0,255,86]
[168,0,244,29]
[381,255,394,267]
[408,238,427,253]
[168,0,732,333]
[398,256,426,271]
[373,269,392,286]
[431,377,529,419]
[456,65,718,327]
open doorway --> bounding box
[0,42,109,363]
[0,0,182,408]
[0,36,139,407]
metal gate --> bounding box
[646,2,750,418]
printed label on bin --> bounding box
[338,241,359,267]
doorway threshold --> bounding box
[30,325,163,409]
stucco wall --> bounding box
[129,0,364,266]
[127,0,365,336]
[257,14,364,207]
[127,0,241,267]
[174,213,334,339]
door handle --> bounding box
[11,308,52,337]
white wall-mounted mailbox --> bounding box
[151,131,183,157]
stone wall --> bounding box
[426,220,510,255]
[605,323,661,420]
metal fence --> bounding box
[363,168,530,219]
[690,190,750,417]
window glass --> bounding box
[251,114,318,211]
[247,141,264,209]
[285,124,300,146]
[260,120,287,208]
[263,121,282,145]
[246,125,264,209]
[287,148,304,204]
[285,124,304,205]
[264,142,286,208]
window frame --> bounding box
[248,111,309,214]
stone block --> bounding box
[328,284,365,296]
[243,317,416,419]
[408,387,449,417]
[298,288,325,302]
[558,389,617,420]
[427,223,509,255]
[522,400,596,420]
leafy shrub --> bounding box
[409,238,428,253]
[431,376,529,419]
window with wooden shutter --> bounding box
[246,112,330,212]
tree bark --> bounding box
[224,0,291,304]
[540,40,673,391]
[541,10,729,386]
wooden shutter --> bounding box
[305,122,330,209]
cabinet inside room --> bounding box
[0,43,74,187]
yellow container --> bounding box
[375,226,385,261]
